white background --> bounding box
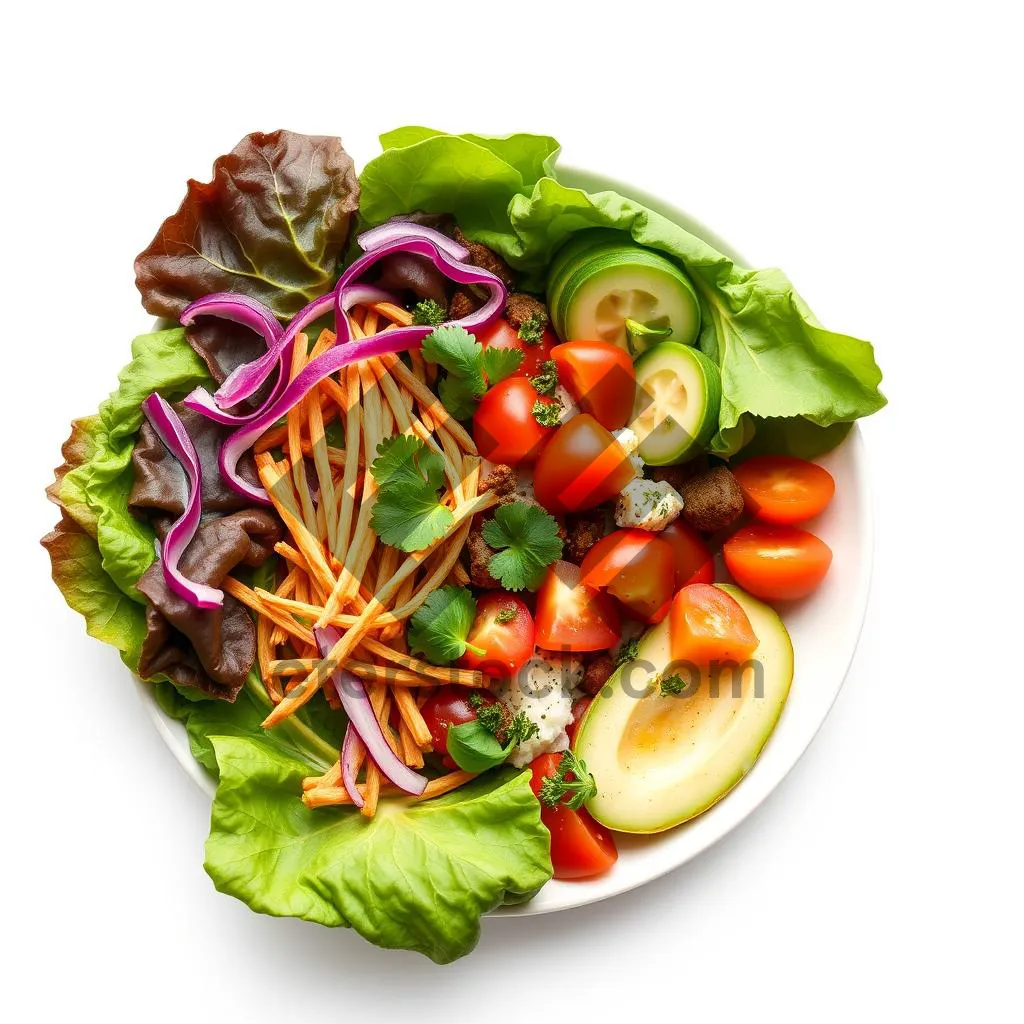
[6,1,1021,1020]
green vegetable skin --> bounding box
[630,342,722,465]
[574,585,793,833]
[547,236,702,352]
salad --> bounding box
[43,128,885,962]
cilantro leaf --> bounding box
[481,347,524,386]
[482,502,563,591]
[370,435,454,552]
[421,325,487,399]
[438,374,481,421]
[407,587,483,665]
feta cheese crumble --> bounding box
[613,426,645,478]
[615,479,684,531]
[497,654,582,767]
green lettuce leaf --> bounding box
[359,130,886,456]
[204,736,552,963]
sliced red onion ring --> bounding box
[181,293,283,347]
[140,393,223,609]
[335,236,506,337]
[218,323,432,501]
[214,291,336,409]
[340,723,364,809]
[181,285,400,427]
[315,627,428,797]
[357,222,468,262]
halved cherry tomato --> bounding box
[533,414,637,513]
[535,560,621,652]
[551,340,636,430]
[459,593,535,678]
[529,753,618,880]
[473,377,557,465]
[421,686,500,768]
[660,520,716,588]
[724,523,833,601]
[566,696,593,746]
[580,528,675,623]
[478,318,555,378]
[733,455,835,525]
[670,583,759,665]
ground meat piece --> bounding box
[649,457,709,492]
[504,293,548,332]
[680,466,745,533]
[582,655,615,696]
[454,228,515,288]
[480,463,516,497]
[448,288,479,320]
[565,512,608,564]
[467,528,500,588]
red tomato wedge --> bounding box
[580,528,675,623]
[459,592,535,678]
[551,340,636,430]
[478,317,555,378]
[669,583,759,665]
[533,414,637,513]
[656,520,716,589]
[733,455,835,525]
[535,560,621,652]
[724,523,833,601]
[529,753,618,880]
[472,377,557,465]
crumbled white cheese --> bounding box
[553,385,579,425]
[612,427,640,456]
[497,654,581,767]
[615,479,684,531]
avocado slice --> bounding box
[574,585,793,834]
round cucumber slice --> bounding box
[546,230,624,333]
[551,243,701,351]
[630,342,721,464]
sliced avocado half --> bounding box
[574,585,793,834]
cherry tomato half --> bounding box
[529,753,618,880]
[551,340,636,431]
[660,520,716,589]
[459,592,535,678]
[420,686,500,767]
[669,583,759,665]
[580,528,675,623]
[535,560,621,652]
[724,523,833,601]
[732,455,836,525]
[533,414,637,513]
[473,377,557,465]
[478,317,555,378]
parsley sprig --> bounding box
[412,298,447,326]
[421,324,524,419]
[482,502,564,591]
[538,750,598,810]
[530,359,559,396]
[518,311,548,345]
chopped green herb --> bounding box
[530,359,559,396]
[475,702,506,737]
[532,398,562,427]
[615,637,640,667]
[505,711,539,746]
[538,750,598,810]
[446,708,539,773]
[369,435,454,552]
[518,311,548,345]
[482,502,564,591]
[407,587,483,665]
[659,674,686,696]
[411,298,448,327]
[494,605,518,624]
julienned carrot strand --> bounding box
[333,364,362,564]
[286,334,319,536]
[306,330,340,552]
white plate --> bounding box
[135,165,874,917]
